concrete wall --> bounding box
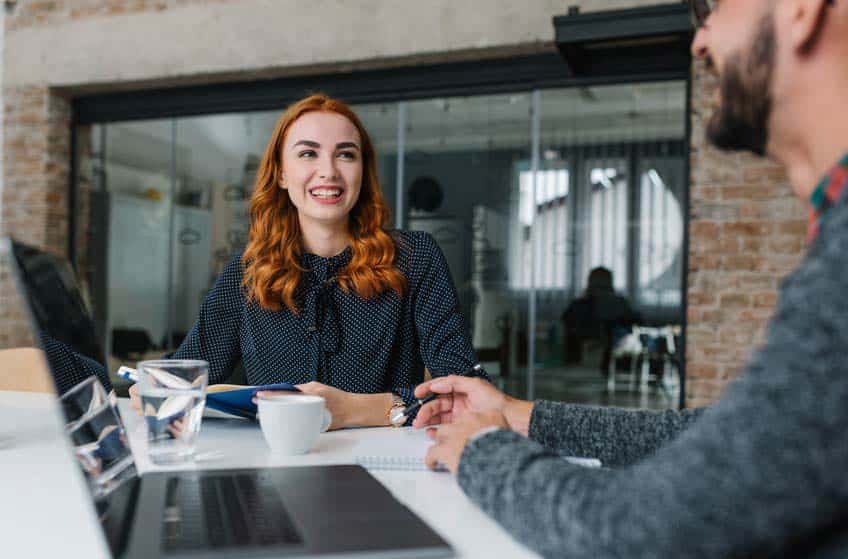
[5,0,673,91]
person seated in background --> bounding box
[110,93,486,428]
[561,266,640,375]
[412,1,848,557]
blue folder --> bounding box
[206,383,300,420]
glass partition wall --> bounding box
[81,81,687,409]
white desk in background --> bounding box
[0,391,538,558]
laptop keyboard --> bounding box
[162,472,303,553]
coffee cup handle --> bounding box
[321,408,332,433]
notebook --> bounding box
[356,455,449,472]
[356,454,601,472]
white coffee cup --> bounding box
[257,394,332,455]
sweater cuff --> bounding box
[468,425,502,444]
[528,399,580,448]
[457,428,543,505]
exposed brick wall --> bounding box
[6,0,228,31]
[685,59,807,407]
[0,85,71,347]
[0,262,37,348]
[1,85,70,253]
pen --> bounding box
[399,363,486,421]
[117,366,139,383]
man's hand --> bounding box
[412,375,534,435]
[424,411,509,473]
[412,375,506,426]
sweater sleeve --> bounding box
[529,401,705,466]
[456,205,848,558]
[169,254,244,384]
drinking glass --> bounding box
[137,359,208,465]
[61,376,136,498]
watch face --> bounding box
[389,406,407,426]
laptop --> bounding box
[3,237,453,559]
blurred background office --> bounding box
[0,0,809,412]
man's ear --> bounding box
[788,0,831,52]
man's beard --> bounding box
[706,12,776,156]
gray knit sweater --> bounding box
[458,187,848,558]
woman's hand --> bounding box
[128,383,142,415]
[255,383,394,429]
[255,382,360,430]
[294,382,349,429]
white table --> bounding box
[0,391,538,558]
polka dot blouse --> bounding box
[42,333,113,395]
[169,230,483,405]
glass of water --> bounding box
[137,359,209,465]
[61,376,136,499]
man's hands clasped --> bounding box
[412,375,534,474]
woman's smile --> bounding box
[308,184,346,203]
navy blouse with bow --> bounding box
[170,230,481,404]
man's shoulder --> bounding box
[822,183,848,242]
[777,184,848,309]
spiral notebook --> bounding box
[356,455,449,472]
[356,454,601,472]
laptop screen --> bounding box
[2,237,138,556]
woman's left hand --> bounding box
[295,381,358,430]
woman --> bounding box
[130,93,481,428]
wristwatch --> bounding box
[387,393,406,427]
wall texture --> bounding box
[684,58,806,407]
[1,0,809,406]
[5,0,669,90]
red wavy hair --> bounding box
[242,94,406,313]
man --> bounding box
[414,1,848,557]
